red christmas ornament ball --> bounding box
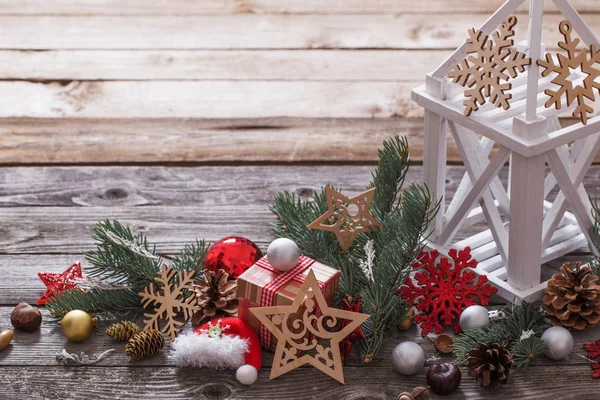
[204,236,263,279]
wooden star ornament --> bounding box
[308,186,382,251]
[250,269,370,384]
[37,261,85,305]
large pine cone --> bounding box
[105,320,141,342]
[191,269,238,326]
[542,262,600,330]
[125,329,164,360]
[467,342,514,387]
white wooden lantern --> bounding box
[412,0,600,301]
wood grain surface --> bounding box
[0,2,597,163]
[3,1,600,399]
[1,0,599,15]
[0,164,598,399]
[0,14,594,50]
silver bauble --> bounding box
[392,341,426,376]
[459,305,491,330]
[541,326,574,360]
[267,238,301,272]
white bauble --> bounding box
[236,364,258,385]
[267,238,301,272]
[541,326,574,360]
[459,305,491,330]
[392,341,426,376]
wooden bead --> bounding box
[0,329,14,351]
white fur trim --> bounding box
[170,332,248,369]
[236,364,258,385]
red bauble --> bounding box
[204,236,263,279]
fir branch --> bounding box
[269,136,440,362]
[589,199,600,275]
[45,220,208,320]
[171,239,209,274]
[511,337,547,368]
[84,219,162,286]
[453,301,549,367]
[368,135,410,219]
[45,288,141,320]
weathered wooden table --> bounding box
[1,164,600,400]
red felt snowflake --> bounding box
[584,340,600,359]
[592,363,600,379]
[398,247,497,336]
[37,261,85,305]
[584,339,600,378]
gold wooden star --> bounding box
[307,186,382,251]
[250,269,370,384]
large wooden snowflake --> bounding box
[398,247,497,336]
[139,265,198,340]
[537,20,600,125]
[448,16,531,116]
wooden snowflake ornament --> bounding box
[139,265,198,340]
[398,247,497,336]
[307,186,382,251]
[250,270,369,384]
[537,20,600,125]
[448,16,531,116]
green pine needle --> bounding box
[269,136,440,362]
[589,199,600,276]
[171,239,210,274]
[45,219,206,320]
[511,337,548,368]
[85,219,162,286]
[453,301,549,368]
[45,287,141,321]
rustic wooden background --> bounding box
[2,1,600,399]
[0,0,598,164]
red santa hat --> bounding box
[170,317,261,385]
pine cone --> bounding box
[542,262,600,330]
[125,329,164,360]
[105,321,141,342]
[191,269,238,326]
[467,342,514,387]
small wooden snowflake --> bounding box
[538,20,600,124]
[398,247,497,336]
[448,15,531,116]
[139,265,198,340]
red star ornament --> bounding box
[37,261,85,305]
[339,295,365,365]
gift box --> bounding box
[237,255,340,350]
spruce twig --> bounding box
[45,220,206,319]
[269,136,440,362]
[171,240,209,274]
[453,301,549,367]
[85,219,162,286]
[589,199,600,276]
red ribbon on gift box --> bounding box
[255,255,325,348]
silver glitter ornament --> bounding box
[541,326,574,360]
[459,305,490,330]
[392,341,426,375]
[267,238,301,272]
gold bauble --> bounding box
[61,310,94,342]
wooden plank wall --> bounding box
[1,0,599,164]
